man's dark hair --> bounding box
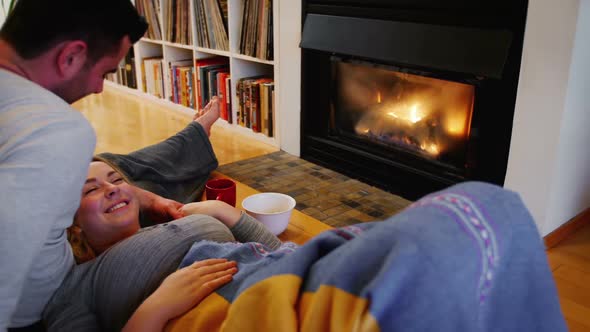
[0,0,148,62]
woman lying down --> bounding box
[43,162,568,332]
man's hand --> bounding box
[146,196,184,223]
[132,186,185,223]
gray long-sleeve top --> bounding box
[43,213,281,332]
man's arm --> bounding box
[0,112,95,329]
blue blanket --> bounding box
[168,182,566,331]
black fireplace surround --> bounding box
[300,0,528,200]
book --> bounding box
[142,57,164,98]
[263,82,275,136]
[250,77,273,132]
[199,64,228,107]
[270,85,275,137]
[161,59,171,100]
[207,67,229,101]
[260,82,269,135]
[167,59,192,104]
[194,57,229,110]
[217,72,230,121]
[239,0,250,55]
[226,77,233,123]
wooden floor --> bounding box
[73,86,278,164]
[547,225,590,331]
[74,85,590,331]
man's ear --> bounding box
[56,41,88,79]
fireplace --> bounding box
[300,0,528,200]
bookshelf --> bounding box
[115,0,284,147]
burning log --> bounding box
[355,103,444,157]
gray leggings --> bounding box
[95,121,218,226]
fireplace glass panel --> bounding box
[332,60,475,167]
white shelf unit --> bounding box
[119,0,282,147]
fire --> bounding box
[409,104,423,124]
[342,62,475,159]
[385,103,424,124]
[424,143,440,156]
[445,116,467,135]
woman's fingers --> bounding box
[199,274,234,294]
[193,261,237,275]
[189,258,229,269]
[207,274,234,288]
[200,267,238,282]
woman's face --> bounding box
[75,161,140,254]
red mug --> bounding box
[205,178,237,207]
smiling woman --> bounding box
[56,157,282,332]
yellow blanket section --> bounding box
[166,275,380,332]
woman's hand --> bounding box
[122,259,238,332]
[181,200,242,227]
[147,258,238,317]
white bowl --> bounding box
[242,193,296,235]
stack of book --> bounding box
[162,59,196,109]
[135,0,162,40]
[140,59,198,109]
[194,57,232,122]
[194,0,229,51]
[239,0,273,60]
[236,76,275,136]
[141,57,165,98]
[106,50,137,89]
[164,0,192,45]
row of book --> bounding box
[135,0,162,40]
[240,0,273,60]
[236,76,275,137]
[135,0,274,61]
[140,56,234,124]
[138,57,276,137]
[164,0,192,45]
[106,50,137,89]
[194,0,229,51]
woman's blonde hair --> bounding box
[67,225,96,264]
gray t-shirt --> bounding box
[0,69,96,329]
[44,213,281,332]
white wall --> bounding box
[505,0,589,236]
[277,0,302,155]
[545,0,590,234]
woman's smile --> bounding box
[105,200,130,213]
